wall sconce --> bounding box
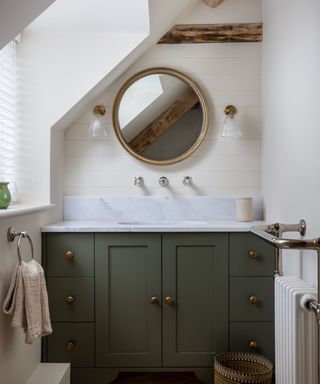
[88,105,107,137]
[221,105,242,138]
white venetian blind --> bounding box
[0,40,17,182]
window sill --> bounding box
[0,203,55,219]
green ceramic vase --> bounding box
[0,182,11,209]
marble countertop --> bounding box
[41,220,266,233]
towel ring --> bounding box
[17,232,34,264]
[7,227,34,264]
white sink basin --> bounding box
[117,220,208,226]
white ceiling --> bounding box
[0,0,56,49]
[27,0,150,34]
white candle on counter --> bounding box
[236,197,253,222]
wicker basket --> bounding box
[214,352,273,384]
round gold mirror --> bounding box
[113,67,209,165]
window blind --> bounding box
[0,40,17,182]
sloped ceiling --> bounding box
[52,0,199,131]
[27,0,150,34]
[0,0,56,49]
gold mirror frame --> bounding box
[112,67,209,165]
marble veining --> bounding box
[64,196,263,221]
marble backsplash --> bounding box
[64,196,263,221]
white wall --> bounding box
[64,0,262,197]
[0,210,55,384]
[16,0,197,207]
[262,0,320,285]
[17,30,147,204]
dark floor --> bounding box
[110,372,206,384]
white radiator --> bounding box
[275,276,318,384]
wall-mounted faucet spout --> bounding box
[183,176,192,185]
[159,177,169,187]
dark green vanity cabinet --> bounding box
[228,233,275,362]
[43,234,95,368]
[42,231,275,383]
[95,233,228,368]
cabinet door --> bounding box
[95,233,162,367]
[162,233,228,367]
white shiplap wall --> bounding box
[64,1,262,197]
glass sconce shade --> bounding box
[221,105,242,138]
[88,105,107,137]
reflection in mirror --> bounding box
[113,68,208,165]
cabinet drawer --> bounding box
[47,323,94,367]
[230,277,274,322]
[230,322,274,362]
[46,234,94,277]
[47,277,94,322]
[229,233,275,277]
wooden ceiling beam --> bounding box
[129,88,199,155]
[158,23,263,44]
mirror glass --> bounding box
[113,68,208,165]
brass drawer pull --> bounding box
[249,295,258,305]
[249,340,258,349]
[150,296,160,304]
[165,296,174,305]
[66,340,76,351]
[65,295,76,304]
[65,251,74,261]
[249,250,257,259]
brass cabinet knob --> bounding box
[66,340,76,351]
[150,296,160,304]
[249,250,257,259]
[249,295,258,305]
[249,340,258,349]
[66,295,76,304]
[165,296,174,305]
[65,250,74,261]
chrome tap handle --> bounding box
[134,176,144,186]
